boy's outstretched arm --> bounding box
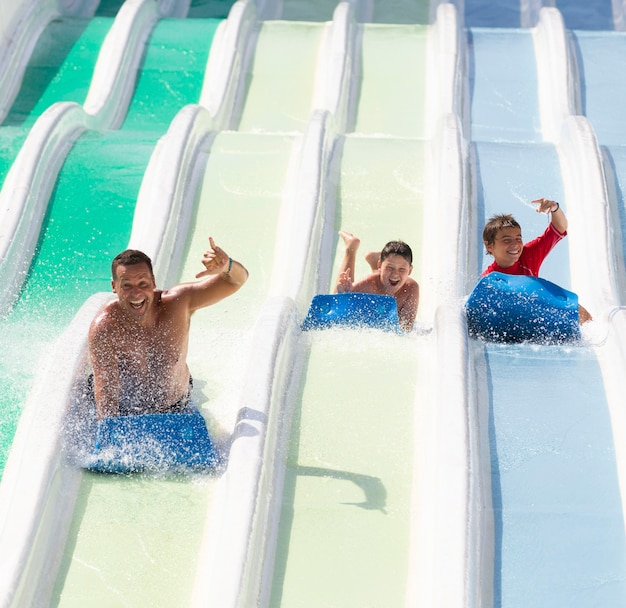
[533,197,568,233]
[334,230,360,293]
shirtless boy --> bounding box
[89,237,248,419]
[482,197,591,323]
[334,230,419,332]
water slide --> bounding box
[2,0,626,606]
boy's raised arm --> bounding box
[533,197,568,233]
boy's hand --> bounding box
[336,268,353,293]
[196,237,230,278]
[532,197,559,214]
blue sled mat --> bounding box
[302,293,400,332]
[465,272,580,344]
[86,408,220,474]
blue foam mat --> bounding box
[302,293,400,331]
[86,408,220,474]
[465,272,580,343]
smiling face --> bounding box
[485,226,524,268]
[378,253,413,294]
[112,262,157,323]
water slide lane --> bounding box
[5,18,111,127]
[468,28,541,143]
[0,18,220,475]
[52,131,296,606]
[270,137,424,607]
[463,0,521,28]
[236,20,325,132]
[482,342,626,606]
[43,9,343,602]
[571,31,626,146]
[469,23,626,603]
[352,24,426,137]
[268,23,427,606]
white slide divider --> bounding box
[558,116,617,309]
[533,7,575,142]
[316,1,357,133]
[406,2,486,605]
[189,109,339,607]
[558,114,626,539]
[199,0,258,128]
[612,0,626,31]
[424,2,464,140]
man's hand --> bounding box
[196,237,230,278]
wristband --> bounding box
[225,257,233,275]
[551,202,560,213]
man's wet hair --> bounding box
[111,249,154,280]
[380,240,413,265]
[482,214,521,253]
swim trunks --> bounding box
[86,374,194,416]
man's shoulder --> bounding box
[89,300,120,334]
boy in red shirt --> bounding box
[482,197,591,322]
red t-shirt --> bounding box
[482,224,566,277]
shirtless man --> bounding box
[334,230,419,332]
[88,237,248,419]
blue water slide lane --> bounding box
[467,11,626,608]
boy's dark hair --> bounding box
[380,240,413,265]
[482,214,521,253]
[111,249,154,279]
